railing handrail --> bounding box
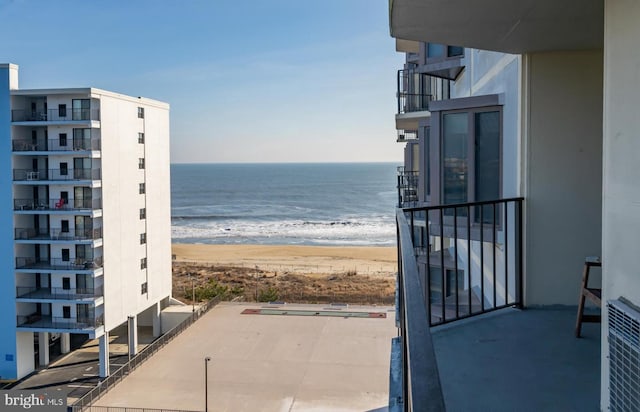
[13,168,101,180]
[16,256,104,270]
[397,209,446,411]
[17,314,103,328]
[16,285,103,298]
[14,198,103,211]
[403,196,524,212]
[12,137,101,152]
[11,108,100,122]
[15,227,102,240]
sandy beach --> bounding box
[172,243,397,276]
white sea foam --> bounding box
[171,216,396,246]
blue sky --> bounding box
[0,0,403,163]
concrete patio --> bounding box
[431,307,601,412]
[94,302,397,412]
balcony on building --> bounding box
[14,197,102,213]
[396,129,418,143]
[11,135,101,153]
[13,168,101,184]
[16,313,104,334]
[15,256,104,271]
[10,92,101,126]
[11,108,100,123]
[14,226,102,242]
[16,285,104,302]
[392,200,600,411]
[396,68,449,130]
[397,166,419,208]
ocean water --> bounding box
[170,163,398,246]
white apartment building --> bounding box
[0,64,172,380]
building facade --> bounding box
[0,64,172,380]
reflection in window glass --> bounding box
[475,111,501,223]
[447,46,464,57]
[427,43,445,58]
[443,113,468,207]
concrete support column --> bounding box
[37,332,49,367]
[98,332,109,378]
[60,333,71,354]
[128,316,138,357]
[152,302,161,337]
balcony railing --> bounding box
[17,313,104,330]
[12,137,101,152]
[395,208,446,411]
[14,227,102,241]
[11,108,100,122]
[398,167,419,208]
[402,197,524,326]
[13,168,101,181]
[397,69,450,114]
[14,198,102,211]
[398,69,432,114]
[16,256,104,270]
[397,129,418,142]
[16,286,104,300]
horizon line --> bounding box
[170,160,401,165]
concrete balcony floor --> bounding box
[432,307,600,412]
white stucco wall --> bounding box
[522,51,603,306]
[15,332,34,379]
[97,93,171,332]
[601,1,640,409]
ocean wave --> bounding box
[171,216,396,246]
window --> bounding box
[427,43,464,59]
[62,249,70,262]
[140,233,147,244]
[59,133,68,147]
[447,45,464,57]
[140,257,147,269]
[141,282,148,294]
[138,133,145,144]
[61,220,69,233]
[62,306,71,319]
[428,266,465,301]
[427,43,445,58]
[62,277,71,290]
[72,99,90,121]
[139,208,146,219]
[60,162,68,176]
[58,104,67,118]
[435,105,502,221]
[137,107,144,119]
[73,128,91,150]
[138,158,145,169]
[139,183,145,194]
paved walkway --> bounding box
[95,302,396,412]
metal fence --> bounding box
[403,197,524,326]
[69,297,222,412]
[396,209,445,411]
